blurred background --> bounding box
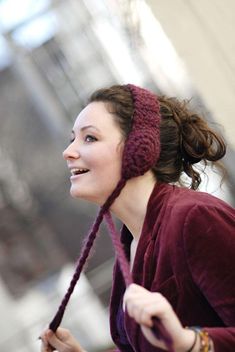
[0,0,235,351]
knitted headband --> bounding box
[48,84,173,351]
[122,84,161,179]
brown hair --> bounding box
[90,85,226,190]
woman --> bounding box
[40,84,235,352]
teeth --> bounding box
[70,168,89,175]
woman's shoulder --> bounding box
[166,185,235,234]
[166,184,234,212]
[147,183,235,234]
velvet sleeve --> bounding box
[183,203,235,351]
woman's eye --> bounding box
[85,135,97,142]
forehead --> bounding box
[73,101,119,132]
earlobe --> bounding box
[116,139,125,153]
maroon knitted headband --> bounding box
[48,84,173,351]
[122,84,161,179]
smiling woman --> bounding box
[40,84,235,352]
[63,102,124,204]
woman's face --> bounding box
[63,101,124,205]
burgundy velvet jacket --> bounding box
[109,183,235,351]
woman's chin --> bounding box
[70,187,83,199]
[69,188,106,206]
[69,188,93,201]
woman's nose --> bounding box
[63,142,80,160]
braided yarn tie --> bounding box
[49,207,105,332]
[49,179,127,332]
[104,211,174,352]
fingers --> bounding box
[125,296,155,326]
[123,284,195,351]
[46,330,68,351]
[40,332,55,352]
[40,329,68,352]
[123,284,172,327]
[51,328,70,343]
[40,327,85,352]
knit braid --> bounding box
[49,179,127,332]
[101,179,127,212]
[104,211,132,286]
[104,212,174,352]
[49,207,105,332]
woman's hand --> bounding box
[123,284,197,352]
[40,327,86,352]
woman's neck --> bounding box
[110,171,156,240]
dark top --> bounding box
[109,182,235,352]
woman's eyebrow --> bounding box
[80,125,100,132]
[71,125,101,135]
